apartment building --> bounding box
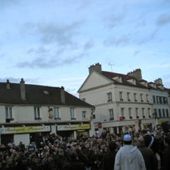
[0,79,94,145]
[78,63,170,134]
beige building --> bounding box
[0,79,94,145]
[78,63,170,134]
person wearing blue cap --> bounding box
[114,134,146,170]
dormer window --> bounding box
[112,76,122,83]
[139,80,148,87]
[127,78,136,85]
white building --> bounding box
[0,79,94,145]
[78,63,170,134]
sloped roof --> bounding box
[102,71,166,90]
[0,82,93,107]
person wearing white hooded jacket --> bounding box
[114,134,146,170]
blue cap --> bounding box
[123,134,132,142]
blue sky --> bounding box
[0,0,170,95]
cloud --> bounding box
[106,14,125,28]
[83,40,94,50]
[24,21,83,47]
[103,35,130,46]
[0,0,19,9]
[133,50,140,56]
[16,51,88,69]
[157,14,170,26]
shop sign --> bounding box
[57,123,90,131]
[1,126,50,134]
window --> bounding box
[148,108,151,118]
[5,106,13,122]
[34,106,41,120]
[127,92,130,101]
[82,111,86,119]
[162,109,165,117]
[140,93,143,102]
[166,109,169,117]
[70,107,76,120]
[159,97,162,104]
[120,108,125,120]
[158,109,161,118]
[107,92,112,102]
[119,91,123,101]
[146,94,149,103]
[153,96,156,103]
[121,108,124,117]
[109,109,114,120]
[156,96,159,104]
[54,107,60,119]
[128,107,132,119]
[154,109,157,118]
[134,93,137,102]
[142,108,145,118]
[136,108,139,118]
[163,97,168,104]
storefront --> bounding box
[0,125,51,145]
[57,123,90,139]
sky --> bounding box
[0,0,170,96]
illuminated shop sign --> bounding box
[57,123,90,131]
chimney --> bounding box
[88,63,102,74]
[20,78,26,101]
[6,79,11,89]
[127,69,142,80]
[154,78,163,85]
[60,86,65,104]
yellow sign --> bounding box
[2,126,50,134]
[57,123,90,131]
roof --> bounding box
[0,82,94,107]
[102,71,166,90]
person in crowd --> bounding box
[143,134,161,170]
[137,135,157,170]
[161,133,170,170]
[102,141,117,170]
[114,133,146,170]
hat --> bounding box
[123,134,132,142]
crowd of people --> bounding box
[0,127,170,170]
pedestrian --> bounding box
[137,136,157,170]
[102,141,117,170]
[162,133,170,170]
[114,133,146,170]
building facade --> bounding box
[0,79,94,145]
[78,63,170,134]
